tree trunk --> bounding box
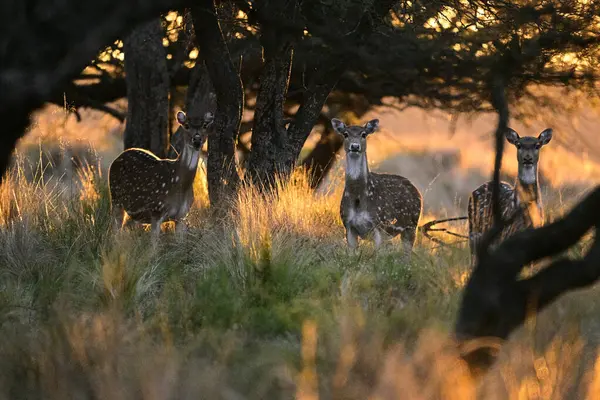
[246,43,295,187]
[123,18,170,158]
[247,1,397,189]
[0,0,200,182]
[300,125,343,188]
[192,1,243,206]
[168,63,215,159]
[280,60,344,175]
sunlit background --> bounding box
[3,5,600,400]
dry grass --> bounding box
[0,147,599,400]
[1,103,600,399]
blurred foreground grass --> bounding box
[0,152,599,400]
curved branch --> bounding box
[456,185,600,372]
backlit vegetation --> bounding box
[0,139,599,398]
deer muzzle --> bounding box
[349,143,361,153]
[192,134,203,149]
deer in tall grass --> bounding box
[332,118,423,257]
[468,128,553,264]
[109,111,213,237]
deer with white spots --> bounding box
[109,111,214,237]
[468,128,553,264]
[332,118,423,257]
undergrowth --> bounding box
[0,155,598,400]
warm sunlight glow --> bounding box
[425,7,457,31]
[165,11,178,22]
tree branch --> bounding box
[192,0,243,205]
[456,185,600,373]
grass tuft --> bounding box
[0,150,597,399]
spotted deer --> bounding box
[108,111,213,236]
[332,118,423,257]
[468,128,553,263]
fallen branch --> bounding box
[456,185,600,373]
[420,216,469,247]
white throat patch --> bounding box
[520,165,537,185]
[346,154,367,180]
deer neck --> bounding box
[344,152,371,205]
[176,144,200,188]
[515,163,543,226]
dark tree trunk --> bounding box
[300,124,343,188]
[454,73,600,379]
[246,0,397,189]
[192,1,243,206]
[1,110,34,177]
[245,0,299,187]
[123,18,170,158]
[247,0,342,188]
[168,63,215,159]
[246,42,295,187]
[0,0,197,182]
[280,61,344,175]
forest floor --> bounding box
[1,103,600,399]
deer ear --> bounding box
[538,128,552,145]
[505,128,520,145]
[331,118,347,135]
[176,111,187,126]
[364,119,379,134]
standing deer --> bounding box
[468,128,553,263]
[332,118,423,257]
[109,110,213,237]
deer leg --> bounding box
[111,206,126,232]
[150,216,166,241]
[469,232,481,267]
[122,214,138,230]
[373,229,384,249]
[175,220,189,235]
[401,226,417,262]
[346,227,359,252]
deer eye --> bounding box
[183,123,190,130]
[535,143,541,149]
[342,131,348,138]
[515,143,521,149]
[361,132,367,138]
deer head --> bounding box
[331,118,379,157]
[176,110,215,150]
[505,128,552,185]
[332,118,379,181]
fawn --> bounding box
[468,128,553,263]
[108,111,213,237]
[332,118,423,257]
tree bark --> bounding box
[246,0,298,187]
[456,185,600,374]
[168,63,215,159]
[246,0,398,189]
[123,18,170,157]
[300,124,343,188]
[192,1,243,206]
[280,61,344,176]
[0,0,198,181]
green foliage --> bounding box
[0,166,597,398]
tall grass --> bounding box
[0,152,598,399]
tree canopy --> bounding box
[3,0,600,377]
